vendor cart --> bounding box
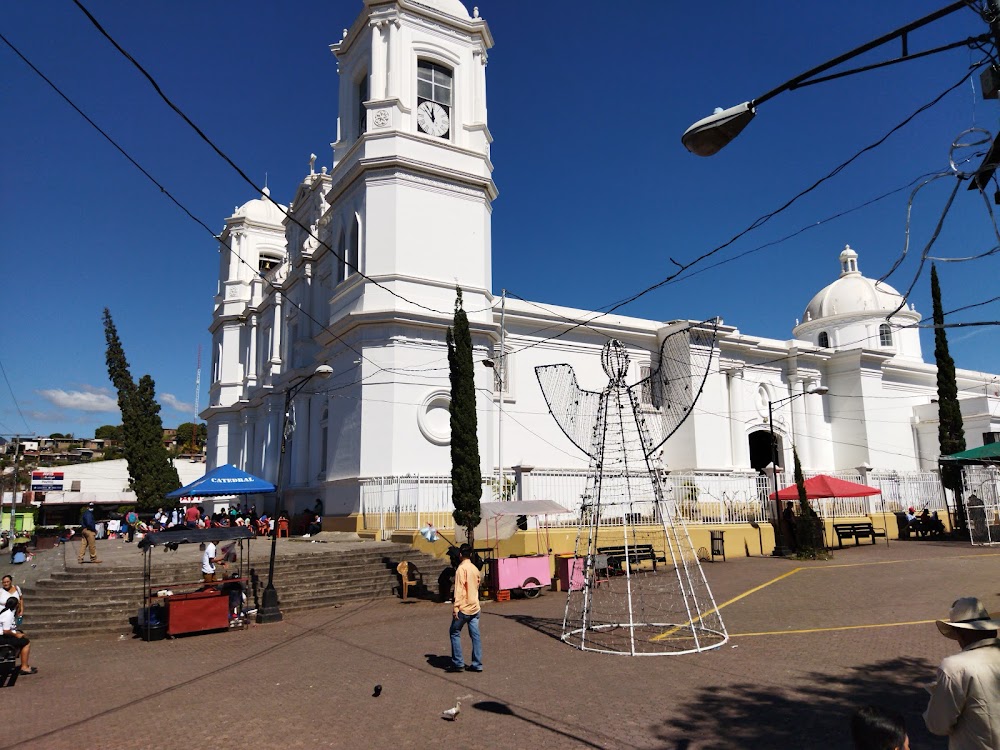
[137,527,254,640]
[457,499,568,599]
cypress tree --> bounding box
[102,310,180,509]
[792,446,822,556]
[447,287,482,544]
[931,264,966,526]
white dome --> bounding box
[233,187,287,226]
[801,245,912,322]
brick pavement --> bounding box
[2,539,998,750]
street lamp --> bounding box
[481,289,506,490]
[681,2,981,156]
[768,385,828,556]
[257,363,334,624]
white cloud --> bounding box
[160,393,194,413]
[37,388,119,413]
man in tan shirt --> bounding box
[447,544,483,672]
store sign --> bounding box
[31,471,63,491]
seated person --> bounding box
[919,508,946,536]
[904,506,923,536]
[9,543,28,565]
[305,512,322,537]
[0,598,35,675]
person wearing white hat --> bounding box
[924,597,1000,749]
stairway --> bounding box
[21,544,451,639]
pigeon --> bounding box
[441,695,472,721]
[373,685,382,697]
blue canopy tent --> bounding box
[166,464,275,499]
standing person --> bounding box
[0,598,34,675]
[851,705,909,750]
[184,503,199,528]
[201,539,227,583]
[447,544,483,673]
[782,501,797,552]
[125,508,138,543]
[77,503,101,564]
[924,596,1000,748]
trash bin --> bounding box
[709,530,725,562]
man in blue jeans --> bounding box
[447,544,483,672]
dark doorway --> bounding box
[748,430,781,474]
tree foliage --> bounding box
[102,309,180,509]
[175,422,207,450]
[931,265,966,516]
[792,446,824,557]
[94,424,123,441]
[447,287,482,544]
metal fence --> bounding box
[962,466,1000,546]
[360,467,943,536]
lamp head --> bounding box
[313,365,334,379]
[807,386,829,396]
[481,358,496,369]
[681,102,756,156]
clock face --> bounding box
[416,100,450,138]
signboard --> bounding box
[31,471,63,492]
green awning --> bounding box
[940,443,1000,462]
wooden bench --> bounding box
[833,522,886,548]
[597,544,664,573]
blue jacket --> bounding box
[81,509,96,532]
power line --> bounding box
[0,359,32,434]
[71,0,451,318]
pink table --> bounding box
[555,555,586,592]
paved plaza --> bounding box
[2,538,997,749]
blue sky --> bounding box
[2,0,998,438]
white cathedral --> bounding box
[203,0,1000,530]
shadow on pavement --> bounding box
[424,653,453,670]
[471,700,604,749]
[655,655,944,750]
[483,612,564,642]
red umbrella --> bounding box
[769,474,881,501]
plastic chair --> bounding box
[592,553,610,587]
[276,519,289,538]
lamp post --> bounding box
[681,2,980,156]
[768,385,828,556]
[481,289,506,492]
[257,364,333,624]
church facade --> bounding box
[203,0,1000,522]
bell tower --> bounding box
[327,0,496,320]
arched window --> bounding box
[416,60,452,139]
[879,324,893,347]
[334,228,346,284]
[357,75,368,138]
[818,331,829,349]
[347,215,360,277]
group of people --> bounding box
[903,506,947,538]
[850,595,1000,749]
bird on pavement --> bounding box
[373,685,382,697]
[441,695,472,721]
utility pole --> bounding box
[9,435,20,535]
[498,288,506,491]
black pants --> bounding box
[0,634,29,653]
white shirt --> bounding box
[925,637,1000,750]
[201,542,217,574]
[0,608,16,634]
[0,585,22,607]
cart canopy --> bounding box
[137,526,253,549]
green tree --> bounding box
[102,309,180,508]
[792,447,823,557]
[48,433,66,440]
[175,422,207,450]
[94,424,123,441]
[931,264,966,527]
[447,287,482,544]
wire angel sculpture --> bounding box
[535,321,728,655]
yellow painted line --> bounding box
[731,619,936,638]
[651,567,803,642]
[649,550,1000,644]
